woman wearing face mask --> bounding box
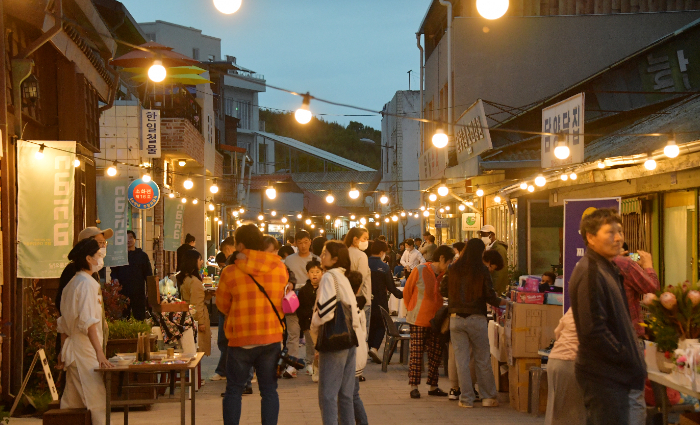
[57,238,113,425]
[344,227,371,334]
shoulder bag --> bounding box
[315,271,358,352]
[248,274,288,344]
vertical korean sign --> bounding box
[17,140,76,278]
[563,197,620,312]
[455,99,492,164]
[142,109,161,158]
[541,93,584,168]
[96,177,129,267]
[163,197,185,252]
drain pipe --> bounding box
[416,33,424,153]
[438,0,453,160]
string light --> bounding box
[428,193,437,202]
[437,178,449,196]
[569,172,577,180]
[192,198,198,204]
[210,179,219,194]
[535,175,546,187]
[597,161,606,169]
[391,215,398,222]
[494,195,501,203]
[335,219,341,227]
[148,59,166,82]
[310,224,315,229]
[320,229,324,233]
[420,206,426,211]
[375,213,380,218]
[271,211,277,216]
[350,214,356,220]
[325,193,335,203]
[379,192,389,204]
[232,210,239,217]
[142,172,151,182]
[281,217,288,223]
[265,182,277,200]
[305,218,312,225]
[519,182,528,190]
[665,133,679,158]
[644,155,657,170]
[107,161,118,177]
[400,211,406,217]
[239,208,245,214]
[297,213,302,219]
[74,158,81,167]
[258,214,264,221]
[476,0,509,19]
[423,210,430,217]
[169,193,175,199]
[285,224,290,228]
[295,93,312,124]
[476,185,484,197]
[432,129,448,148]
[561,173,568,181]
[439,208,445,213]
[375,221,380,227]
[181,197,187,204]
[178,160,187,167]
[184,175,194,190]
[384,217,390,222]
[458,204,466,211]
[208,202,215,211]
[554,133,570,160]
[348,182,360,199]
[36,144,46,159]
[445,206,450,211]
[213,0,242,14]
[325,214,331,220]
[360,217,367,225]
[527,185,534,192]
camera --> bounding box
[276,347,305,378]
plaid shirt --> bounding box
[612,255,660,337]
[216,249,288,347]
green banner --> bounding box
[96,177,129,267]
[164,197,185,252]
[17,140,76,278]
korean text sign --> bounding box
[541,93,584,168]
[455,99,492,165]
[127,178,161,210]
[96,177,129,267]
[164,197,185,252]
[142,109,161,158]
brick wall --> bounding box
[161,118,205,166]
[214,151,224,177]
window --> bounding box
[208,54,216,62]
[192,48,199,60]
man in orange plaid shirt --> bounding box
[216,224,288,425]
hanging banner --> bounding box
[164,197,185,252]
[455,99,492,165]
[96,177,129,267]
[142,109,161,158]
[563,197,620,312]
[17,140,76,278]
[541,93,585,168]
[127,178,161,210]
[461,212,482,231]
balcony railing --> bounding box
[146,87,202,133]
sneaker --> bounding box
[359,375,366,382]
[312,369,319,383]
[283,366,297,379]
[448,388,461,400]
[410,389,420,399]
[427,388,448,397]
[242,387,253,395]
[368,348,382,364]
[458,401,473,408]
[482,398,499,407]
[210,373,226,381]
[305,365,314,376]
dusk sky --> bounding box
[120,0,429,130]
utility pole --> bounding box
[407,70,413,90]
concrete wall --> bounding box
[139,20,221,61]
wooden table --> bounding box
[648,370,700,425]
[96,352,204,425]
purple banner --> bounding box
[563,197,620,312]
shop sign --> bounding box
[418,146,446,183]
[455,99,492,165]
[435,218,450,229]
[96,177,129,267]
[164,197,185,252]
[142,109,161,158]
[541,93,584,168]
[461,212,481,231]
[563,197,620,312]
[17,140,76,278]
[127,178,161,210]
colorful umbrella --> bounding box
[111,41,199,68]
[130,74,213,85]
[121,65,207,75]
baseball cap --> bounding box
[479,225,496,234]
[78,226,114,241]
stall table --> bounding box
[96,352,204,425]
[648,370,700,425]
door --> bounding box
[663,191,697,285]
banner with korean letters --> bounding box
[96,177,129,267]
[163,197,185,252]
[142,109,161,158]
[455,99,492,165]
[541,93,584,168]
[17,140,76,278]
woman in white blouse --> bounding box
[57,239,113,425]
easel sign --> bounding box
[10,349,58,416]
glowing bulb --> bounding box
[192,198,198,204]
[428,193,437,202]
[335,219,341,227]
[420,206,426,211]
[184,177,194,190]
[281,217,287,223]
[519,182,528,190]
[439,208,445,213]
[181,197,187,203]
[297,214,302,219]
[239,208,245,214]
[285,224,290,228]
[271,211,277,216]
[400,211,406,217]
[554,136,570,160]
[305,218,312,225]
[232,211,239,217]
[169,193,175,199]
[148,60,166,83]
[210,180,219,193]
[476,186,484,197]
[494,195,501,203]
[392,215,398,222]
[320,229,324,233]
[142,173,151,182]
[74,158,81,167]
[208,202,215,211]
[569,172,577,180]
[432,129,448,148]
[423,210,430,217]
[476,0,509,19]
[107,161,118,177]
[644,157,657,170]
[561,174,568,181]
[265,185,277,200]
[384,217,390,222]
[664,139,679,158]
[597,161,606,169]
[528,185,534,192]
[213,0,242,14]
[178,160,186,167]
[535,175,546,187]
[458,204,466,211]
[325,215,331,220]
[375,213,380,218]
[379,193,389,204]
[295,93,312,124]
[375,221,380,227]
[349,186,360,199]
[437,184,449,197]
[325,193,335,203]
[360,217,366,225]
[350,214,356,220]
[445,206,450,211]
[258,215,264,221]
[310,224,315,229]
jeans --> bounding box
[628,389,646,425]
[215,312,228,377]
[286,313,301,358]
[576,373,630,425]
[223,343,281,425]
[450,315,497,405]
[353,377,368,425]
[393,265,404,277]
[363,305,371,339]
[304,330,315,365]
[318,346,356,425]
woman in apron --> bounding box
[57,238,113,425]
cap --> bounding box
[78,226,114,241]
[479,225,496,234]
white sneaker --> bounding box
[305,365,314,375]
[458,401,473,408]
[209,373,226,381]
[312,369,319,383]
[283,366,297,379]
[482,398,499,407]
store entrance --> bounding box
[663,191,698,286]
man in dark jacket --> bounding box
[110,230,153,320]
[176,233,196,272]
[570,208,646,425]
[479,225,509,294]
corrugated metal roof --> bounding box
[254,131,376,172]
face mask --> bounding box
[99,247,107,258]
[481,237,492,247]
[91,255,104,273]
[358,240,369,251]
[380,253,386,261]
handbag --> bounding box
[315,272,358,352]
[282,290,300,314]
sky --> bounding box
[120,0,430,130]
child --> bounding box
[348,272,368,425]
[297,259,323,382]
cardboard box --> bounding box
[488,321,508,362]
[505,302,563,362]
[491,355,509,392]
[507,358,547,413]
[514,292,545,304]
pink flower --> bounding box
[688,291,700,307]
[660,292,678,310]
[642,293,658,306]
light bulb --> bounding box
[494,195,501,203]
[437,184,449,197]
[297,214,302,219]
[379,193,389,204]
[400,211,406,217]
[34,144,45,159]
[467,201,473,206]
[192,198,198,204]
[384,217,390,222]
[349,187,360,199]
[325,193,335,203]
[320,229,324,233]
[142,173,151,182]
[295,93,312,124]
[445,206,450,211]
[432,129,448,148]
[439,208,445,213]
[335,219,341,227]
[519,182,528,190]
[423,210,430,217]
[239,208,245,214]
[310,224,315,229]
[184,177,194,190]
[597,161,606,169]
[392,215,398,222]
[181,197,187,203]
[375,213,380,218]
[570,172,577,180]
[107,161,118,177]
[305,218,312,225]
[561,174,568,181]
[265,185,277,200]
[476,0,509,19]
[360,217,366,225]
[375,221,380,227]
[428,193,437,202]
[664,139,679,158]
[644,157,657,170]
[148,60,166,83]
[285,224,290,228]
[271,211,277,216]
[74,158,81,167]
[325,215,331,220]
[178,160,187,167]
[210,180,219,193]
[232,211,239,217]
[350,214,356,220]
[213,0,242,14]
[554,135,570,160]
[535,175,546,187]
[458,204,466,211]
[281,217,287,223]
[169,193,175,199]
[420,206,426,211]
[528,185,534,192]
[476,186,484,197]
[208,202,215,211]
[258,215,264,221]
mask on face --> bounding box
[99,247,107,258]
[481,237,492,247]
[91,255,104,273]
[380,253,386,261]
[358,240,369,251]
